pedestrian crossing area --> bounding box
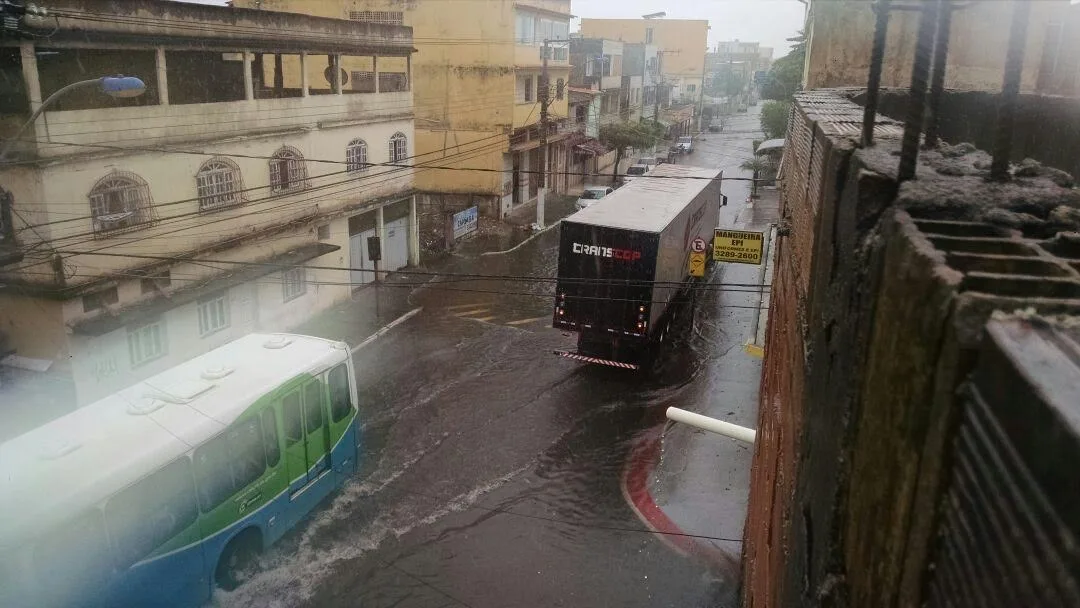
[443,302,551,331]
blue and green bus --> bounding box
[0,333,361,607]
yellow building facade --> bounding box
[579,18,709,104]
[236,0,573,220]
[803,0,1072,93]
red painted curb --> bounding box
[620,425,740,573]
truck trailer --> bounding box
[552,164,723,369]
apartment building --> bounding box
[0,0,417,410]
[580,17,708,105]
[624,43,663,122]
[569,38,626,126]
[237,0,575,223]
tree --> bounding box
[760,100,791,140]
[599,121,664,185]
[741,156,773,199]
[760,29,806,101]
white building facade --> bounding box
[0,0,418,413]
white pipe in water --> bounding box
[666,407,756,444]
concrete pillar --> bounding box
[155,47,169,105]
[300,51,309,97]
[243,52,254,100]
[19,41,47,148]
[409,195,420,266]
[19,42,41,111]
[332,55,343,95]
[373,55,379,93]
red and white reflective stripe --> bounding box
[553,350,640,370]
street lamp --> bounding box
[0,75,146,161]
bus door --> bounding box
[281,380,331,493]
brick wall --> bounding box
[744,90,1080,607]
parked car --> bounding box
[621,163,650,185]
[575,186,614,210]
[637,156,660,171]
[676,136,693,154]
[708,121,722,133]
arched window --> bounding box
[196,157,244,211]
[388,132,407,163]
[89,171,154,236]
[269,146,308,193]
[346,139,368,173]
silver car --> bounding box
[575,186,614,210]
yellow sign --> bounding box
[713,229,764,265]
[688,252,706,277]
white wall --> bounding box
[4,117,414,293]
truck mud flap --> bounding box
[554,350,640,370]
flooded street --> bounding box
[219,112,768,608]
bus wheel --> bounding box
[216,529,262,591]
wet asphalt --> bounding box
[218,111,765,608]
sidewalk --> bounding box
[453,192,578,257]
[620,152,780,575]
[291,270,427,349]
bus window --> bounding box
[106,458,198,569]
[303,381,323,433]
[195,418,266,512]
[232,419,265,489]
[34,509,112,594]
[328,364,352,422]
[283,389,302,445]
[262,409,280,467]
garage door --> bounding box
[349,229,376,285]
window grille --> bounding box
[196,158,244,211]
[346,139,368,173]
[89,171,155,237]
[388,133,408,163]
[127,319,167,367]
[269,146,308,193]
[348,11,403,25]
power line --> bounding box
[38,249,772,292]
[10,136,512,249]
[2,138,508,274]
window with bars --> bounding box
[282,267,307,302]
[269,146,308,193]
[89,171,154,236]
[346,139,368,173]
[127,319,167,367]
[388,133,408,163]
[196,158,244,211]
[197,292,229,337]
[348,10,403,25]
[556,78,565,100]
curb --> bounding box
[620,425,741,574]
[479,218,563,257]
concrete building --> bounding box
[579,17,708,106]
[0,0,417,408]
[803,0,1077,93]
[237,0,575,225]
[706,40,773,102]
[623,43,662,122]
[568,38,626,126]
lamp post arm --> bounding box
[0,78,102,162]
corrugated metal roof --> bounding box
[566,164,721,232]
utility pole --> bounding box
[538,38,550,229]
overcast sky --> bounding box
[175,0,807,57]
